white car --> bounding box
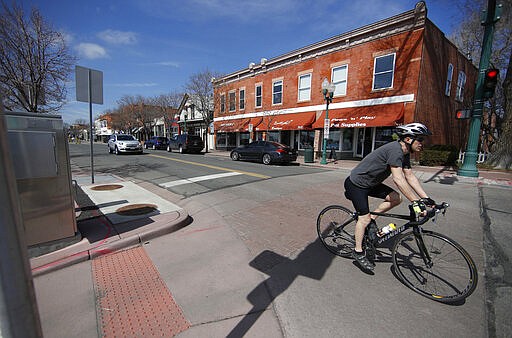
[108,134,143,155]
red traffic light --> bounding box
[456,109,472,119]
[483,68,499,98]
[486,69,498,79]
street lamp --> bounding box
[320,78,335,164]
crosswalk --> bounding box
[159,172,243,188]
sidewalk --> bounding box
[31,151,512,337]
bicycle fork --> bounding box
[413,227,433,268]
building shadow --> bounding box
[226,238,335,337]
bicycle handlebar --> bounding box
[410,202,449,226]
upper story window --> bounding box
[255,84,262,108]
[445,63,454,96]
[373,53,395,90]
[456,71,466,102]
[332,65,348,96]
[273,79,283,105]
[298,74,311,101]
[220,93,225,113]
[239,88,245,110]
[228,91,236,112]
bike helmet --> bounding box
[396,123,432,138]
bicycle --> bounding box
[316,202,478,303]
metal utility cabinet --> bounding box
[5,112,78,247]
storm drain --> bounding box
[90,184,124,191]
[92,246,190,337]
[115,203,158,216]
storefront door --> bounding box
[355,128,365,158]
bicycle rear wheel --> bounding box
[392,230,478,303]
[317,205,357,257]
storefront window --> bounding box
[240,132,250,145]
[342,129,354,151]
[267,131,280,142]
[227,133,236,148]
[374,127,395,149]
[216,133,227,148]
[327,129,341,150]
[297,130,314,150]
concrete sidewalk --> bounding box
[31,152,511,337]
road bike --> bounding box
[316,202,478,303]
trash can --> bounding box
[304,146,314,163]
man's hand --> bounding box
[420,197,436,207]
[410,200,427,218]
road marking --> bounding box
[148,154,271,179]
[160,172,243,188]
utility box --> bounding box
[5,112,78,248]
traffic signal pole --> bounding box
[458,0,501,177]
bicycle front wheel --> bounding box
[392,230,478,303]
[317,205,357,257]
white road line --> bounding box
[159,172,243,188]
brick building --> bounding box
[212,1,477,159]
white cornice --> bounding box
[213,94,414,122]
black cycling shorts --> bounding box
[344,177,396,215]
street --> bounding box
[37,143,512,337]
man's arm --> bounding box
[403,168,429,199]
[390,166,420,202]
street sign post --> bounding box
[75,66,103,184]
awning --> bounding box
[214,119,249,133]
[243,117,263,132]
[312,103,405,129]
[256,112,316,131]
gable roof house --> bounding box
[212,1,476,159]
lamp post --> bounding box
[320,78,335,165]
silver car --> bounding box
[108,134,143,155]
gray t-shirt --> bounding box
[349,141,410,188]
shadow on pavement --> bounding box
[423,166,459,185]
[227,238,334,337]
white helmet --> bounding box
[396,123,432,138]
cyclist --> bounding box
[344,123,435,272]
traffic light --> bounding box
[482,68,499,98]
[456,108,472,119]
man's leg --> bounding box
[354,213,371,252]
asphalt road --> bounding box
[66,143,511,337]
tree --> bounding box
[0,1,76,113]
[185,68,223,152]
[449,0,511,168]
[151,91,184,137]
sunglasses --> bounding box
[415,137,424,142]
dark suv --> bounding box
[167,134,204,153]
[144,136,169,150]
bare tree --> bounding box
[0,1,76,113]
[151,91,184,137]
[185,68,223,152]
[449,0,511,168]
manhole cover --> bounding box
[91,184,124,191]
[116,204,157,216]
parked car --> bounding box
[230,141,297,165]
[144,136,169,150]
[167,134,204,153]
[108,134,143,155]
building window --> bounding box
[239,89,245,110]
[296,130,314,150]
[255,84,262,108]
[273,80,283,105]
[332,65,348,96]
[298,74,311,101]
[445,63,454,96]
[456,71,466,102]
[220,94,225,113]
[373,53,395,90]
[229,91,236,112]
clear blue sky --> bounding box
[18,0,468,124]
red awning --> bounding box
[312,103,405,129]
[243,117,263,132]
[256,112,316,131]
[214,119,249,132]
